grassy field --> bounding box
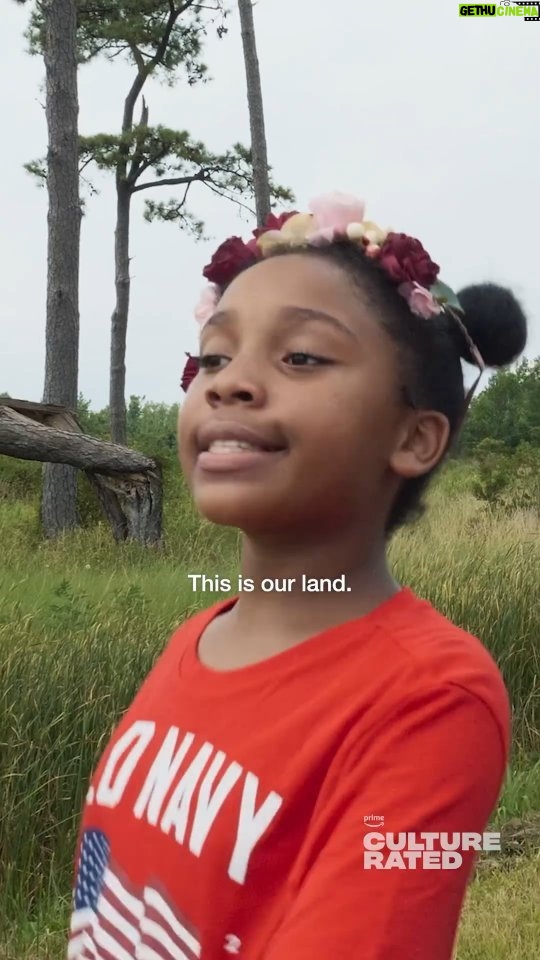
[2,855,539,960]
[0,465,539,957]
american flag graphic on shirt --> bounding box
[69,829,202,960]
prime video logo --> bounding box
[363,832,501,869]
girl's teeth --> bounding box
[208,440,263,453]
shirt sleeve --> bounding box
[260,682,508,960]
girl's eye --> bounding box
[197,351,332,372]
[198,354,229,370]
[284,351,330,367]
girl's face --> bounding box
[179,254,448,538]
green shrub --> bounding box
[472,441,540,514]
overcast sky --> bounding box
[2,1,539,410]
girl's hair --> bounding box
[266,242,528,535]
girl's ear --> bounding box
[389,410,450,480]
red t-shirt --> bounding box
[69,588,510,960]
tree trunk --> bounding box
[41,0,82,537]
[110,181,132,445]
[237,0,271,227]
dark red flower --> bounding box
[252,210,299,239]
[202,236,257,287]
[181,354,199,393]
[378,232,439,288]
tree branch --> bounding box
[120,2,200,157]
[78,156,94,175]
[179,178,194,209]
[207,162,252,186]
[128,42,146,75]
[131,170,207,193]
[203,178,256,217]
[128,95,150,183]
[152,1,201,72]
[128,144,168,184]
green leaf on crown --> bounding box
[431,280,464,314]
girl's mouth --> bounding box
[197,440,287,473]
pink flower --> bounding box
[194,284,220,326]
[399,282,442,319]
[309,192,366,235]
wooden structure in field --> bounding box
[0,398,162,544]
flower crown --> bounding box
[181,192,478,392]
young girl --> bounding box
[69,193,527,960]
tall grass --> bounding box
[0,477,538,922]
[4,855,540,960]
[456,854,540,960]
[390,493,540,754]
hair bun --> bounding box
[455,283,527,369]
